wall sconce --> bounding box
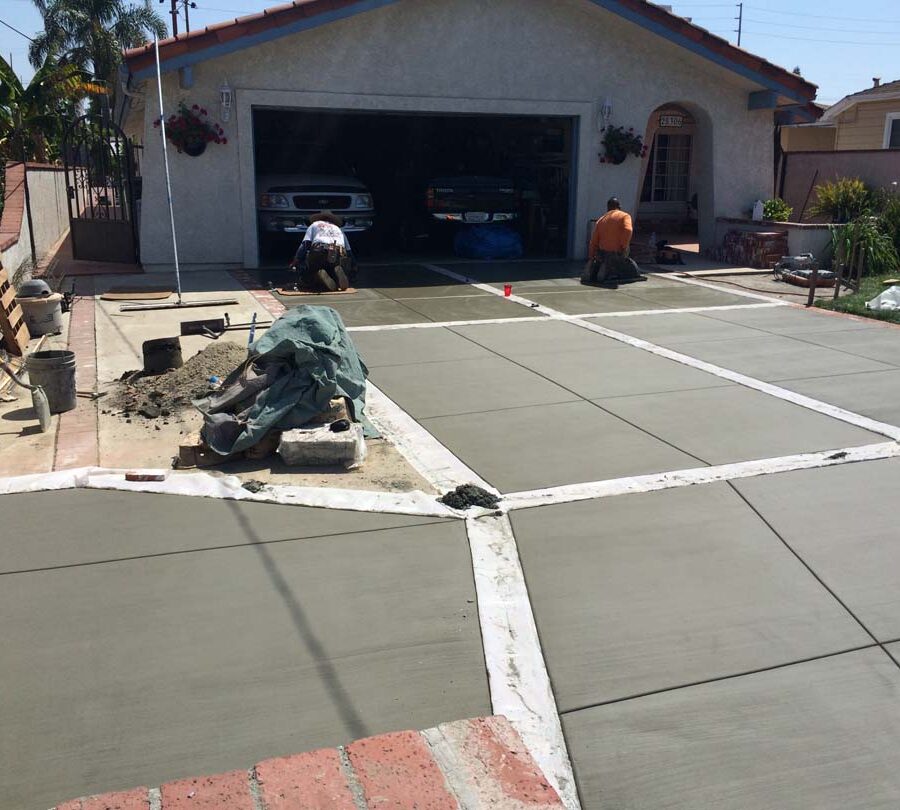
[599,97,613,130]
[219,79,233,123]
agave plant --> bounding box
[830,216,899,278]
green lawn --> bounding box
[815,273,900,324]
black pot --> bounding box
[605,146,627,165]
[183,137,207,157]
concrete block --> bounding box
[277,424,364,467]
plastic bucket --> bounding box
[142,337,183,375]
[26,350,77,414]
[17,293,63,336]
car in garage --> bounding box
[425,176,519,224]
[257,173,375,242]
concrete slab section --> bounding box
[398,294,546,322]
[562,648,900,809]
[788,327,900,368]
[422,400,700,492]
[0,490,445,573]
[703,305,881,336]
[589,311,769,345]
[451,320,626,358]
[350,327,493,367]
[514,346,734,399]
[666,335,893,382]
[282,299,429,327]
[627,283,756,308]
[368,356,577,419]
[522,289,661,315]
[734,458,900,642]
[595,386,882,465]
[360,264,470,291]
[450,261,582,285]
[513,484,868,710]
[0,518,490,810]
[777,369,900,427]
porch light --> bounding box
[219,79,233,122]
[600,97,613,129]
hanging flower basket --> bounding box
[599,125,647,165]
[153,102,228,155]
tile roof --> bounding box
[122,0,816,103]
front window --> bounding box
[887,116,900,149]
[641,134,692,202]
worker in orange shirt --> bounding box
[583,197,640,284]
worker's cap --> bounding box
[312,210,344,227]
[607,197,621,209]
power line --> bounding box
[742,5,900,24]
[743,17,900,35]
[0,17,36,42]
[742,29,900,46]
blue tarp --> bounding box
[200,306,370,455]
[454,225,524,259]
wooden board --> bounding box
[0,266,30,356]
[275,287,358,297]
[100,288,174,301]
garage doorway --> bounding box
[252,108,575,266]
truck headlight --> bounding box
[355,194,373,209]
[260,193,289,208]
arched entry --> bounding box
[634,102,715,250]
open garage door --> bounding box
[252,108,575,265]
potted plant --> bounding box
[600,125,647,165]
[153,102,227,156]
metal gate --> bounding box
[63,114,139,263]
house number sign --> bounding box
[659,114,684,127]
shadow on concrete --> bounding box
[224,498,369,740]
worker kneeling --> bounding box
[290,211,355,292]
[584,197,642,285]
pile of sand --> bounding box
[111,341,248,420]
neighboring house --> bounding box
[778,79,899,220]
[782,79,900,152]
[120,0,817,271]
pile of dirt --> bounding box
[111,341,248,421]
[439,484,500,511]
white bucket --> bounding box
[17,293,63,336]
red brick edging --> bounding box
[52,717,563,809]
[54,278,99,469]
[230,269,286,319]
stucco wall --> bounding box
[0,163,69,278]
[135,0,774,269]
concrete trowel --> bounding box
[0,359,51,433]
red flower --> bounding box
[192,104,199,110]
[221,137,228,145]
[200,108,207,115]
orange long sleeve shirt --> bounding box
[589,209,633,257]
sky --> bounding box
[1,0,898,104]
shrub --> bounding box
[762,198,792,221]
[830,216,899,277]
[874,190,900,255]
[809,177,873,223]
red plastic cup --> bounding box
[503,284,512,297]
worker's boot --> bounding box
[315,268,338,292]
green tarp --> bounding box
[201,306,370,455]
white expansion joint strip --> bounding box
[466,513,581,809]
[503,441,900,511]
[422,264,900,442]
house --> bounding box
[120,0,817,271]
[781,79,900,153]
[777,79,899,221]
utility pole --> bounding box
[182,0,197,33]
[735,2,743,46]
[160,0,178,36]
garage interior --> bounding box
[253,108,575,265]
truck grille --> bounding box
[293,194,352,210]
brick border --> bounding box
[54,278,99,469]
[230,269,286,319]
[51,717,563,809]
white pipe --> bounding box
[154,38,183,304]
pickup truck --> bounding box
[257,173,375,238]
[425,176,519,224]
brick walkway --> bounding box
[54,278,99,469]
[52,717,563,809]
